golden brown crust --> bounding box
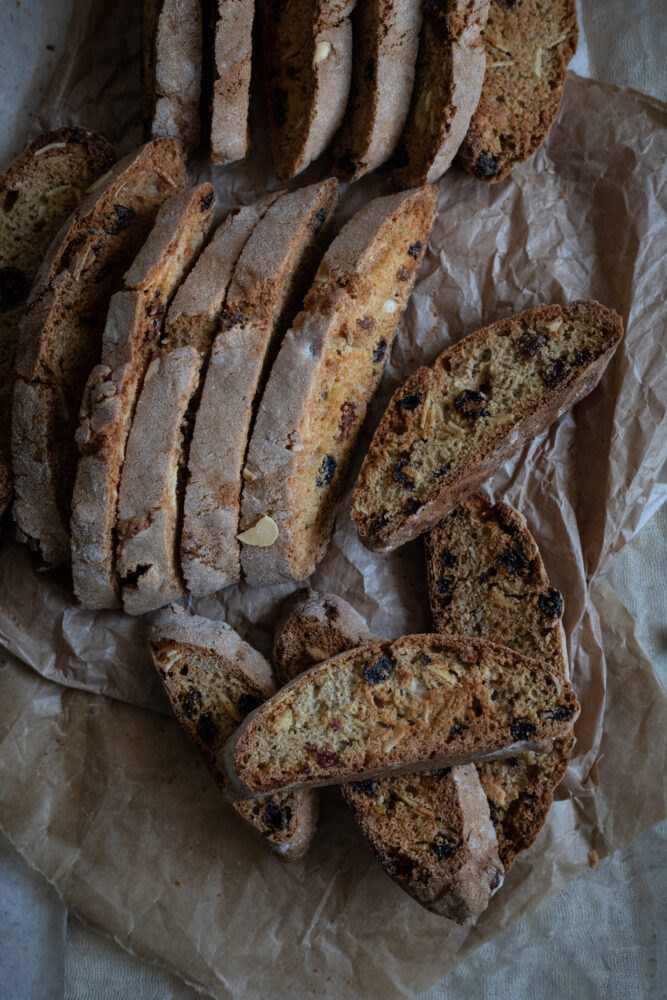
[142,0,203,149]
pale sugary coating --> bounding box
[143,0,203,150]
[211,0,255,164]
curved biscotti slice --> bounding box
[220,634,579,799]
[70,185,215,610]
[147,605,318,861]
[12,138,188,565]
[239,186,438,586]
[393,0,489,187]
[211,0,254,164]
[332,0,422,181]
[181,179,339,597]
[263,0,356,179]
[459,0,577,182]
[351,301,624,554]
[143,0,202,149]
[0,127,114,517]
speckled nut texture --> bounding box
[262,0,356,179]
[220,633,579,799]
[393,0,490,187]
[70,185,215,610]
[147,604,318,861]
[239,185,438,587]
[211,0,255,164]
[12,138,188,566]
[143,0,203,150]
[351,300,624,554]
[332,0,423,181]
[0,127,114,519]
[459,0,578,182]
[181,179,339,597]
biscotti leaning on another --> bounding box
[262,0,356,180]
[459,0,578,182]
[239,185,439,587]
[393,0,490,187]
[220,633,579,799]
[181,179,339,599]
[332,0,423,181]
[70,184,215,610]
[142,0,203,150]
[0,127,114,518]
[12,138,188,566]
[147,604,318,861]
[211,0,255,164]
[351,300,624,554]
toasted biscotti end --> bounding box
[143,0,203,149]
[219,634,579,800]
[211,0,254,164]
[392,0,490,187]
[351,300,624,554]
[233,786,319,862]
[459,0,578,183]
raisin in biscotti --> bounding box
[459,0,578,182]
[180,180,338,599]
[211,0,254,164]
[147,605,318,861]
[143,0,203,150]
[332,0,423,181]
[393,0,490,187]
[0,128,114,518]
[262,0,356,179]
[351,301,624,554]
[239,186,438,587]
[70,185,215,610]
[220,634,579,799]
[12,139,188,566]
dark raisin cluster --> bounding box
[541,357,568,388]
[311,206,328,235]
[441,547,458,568]
[454,389,489,427]
[181,690,202,718]
[544,705,573,723]
[516,332,547,357]
[107,203,135,234]
[316,454,336,487]
[350,778,379,797]
[398,393,422,412]
[436,575,456,605]
[357,315,375,332]
[477,567,497,584]
[510,719,537,741]
[371,510,390,533]
[473,153,499,179]
[538,588,563,618]
[363,653,394,685]
[200,190,214,212]
[335,400,358,443]
[264,801,292,832]
[372,338,386,363]
[498,546,533,575]
[407,241,423,259]
[448,720,470,739]
[392,459,416,489]
[433,463,452,480]
[305,744,341,768]
[222,310,247,329]
[432,834,459,860]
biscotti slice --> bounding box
[220,634,579,799]
[459,0,577,182]
[12,138,188,565]
[262,0,356,179]
[70,184,215,610]
[393,0,490,186]
[211,0,254,164]
[143,0,202,149]
[147,605,318,861]
[332,0,422,181]
[181,179,339,598]
[0,127,114,518]
[351,301,624,554]
[239,186,438,587]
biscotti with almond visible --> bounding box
[211,0,254,164]
[143,0,202,149]
[351,301,624,554]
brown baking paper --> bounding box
[1,1,666,996]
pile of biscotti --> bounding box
[144,0,578,185]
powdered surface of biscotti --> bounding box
[211,0,254,164]
[143,0,202,150]
[351,300,624,554]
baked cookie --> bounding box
[211,0,255,164]
[143,0,203,149]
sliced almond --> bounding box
[237,514,279,547]
[313,41,331,65]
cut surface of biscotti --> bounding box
[143,0,202,149]
[70,184,215,610]
[262,0,356,179]
[239,185,438,587]
[220,633,579,799]
[147,604,318,861]
[12,138,188,565]
[332,0,422,181]
[393,0,490,187]
[459,0,578,182]
[181,179,339,598]
[0,127,115,518]
[211,0,254,164]
[351,300,624,554]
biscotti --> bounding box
[239,185,438,587]
[147,605,318,861]
[12,138,188,565]
[211,0,254,163]
[221,634,579,798]
[393,0,489,186]
[0,127,114,518]
[333,0,422,181]
[262,0,356,179]
[70,184,215,610]
[459,0,578,182]
[143,0,203,149]
[351,301,624,554]
[181,179,339,598]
